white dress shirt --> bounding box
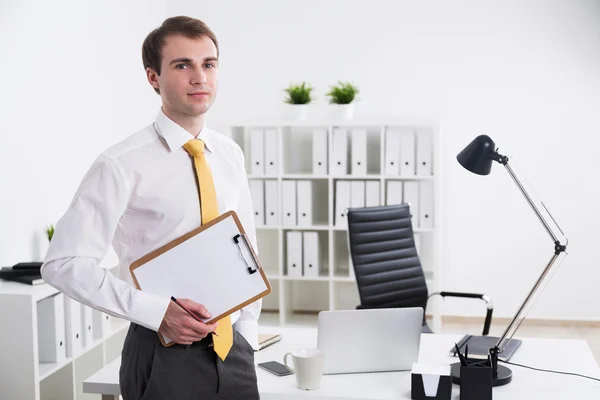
[41,109,262,348]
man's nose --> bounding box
[191,68,207,85]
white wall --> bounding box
[2,0,599,321]
[167,0,600,320]
[0,0,165,264]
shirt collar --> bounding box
[154,108,214,153]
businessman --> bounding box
[41,16,261,399]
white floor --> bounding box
[259,312,600,365]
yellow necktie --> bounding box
[183,139,233,361]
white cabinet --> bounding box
[0,268,129,400]
[230,121,441,325]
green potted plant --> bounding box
[326,81,359,120]
[283,82,314,120]
[35,224,55,262]
[45,224,55,242]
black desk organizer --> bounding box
[452,359,493,400]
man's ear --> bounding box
[146,67,160,91]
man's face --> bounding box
[147,34,219,118]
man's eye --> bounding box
[204,63,215,69]
[176,64,188,69]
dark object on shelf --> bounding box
[0,268,44,285]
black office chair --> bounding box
[346,203,493,335]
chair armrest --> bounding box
[428,291,493,336]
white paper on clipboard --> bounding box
[130,211,271,346]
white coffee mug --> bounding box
[283,348,324,390]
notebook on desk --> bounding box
[258,333,282,351]
[318,308,423,374]
[450,335,522,362]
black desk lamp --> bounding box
[452,134,568,386]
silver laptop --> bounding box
[317,308,423,374]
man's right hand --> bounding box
[158,298,218,345]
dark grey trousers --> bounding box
[119,323,259,400]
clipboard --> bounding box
[129,210,271,347]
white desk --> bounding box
[84,327,600,400]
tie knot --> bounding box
[183,139,205,157]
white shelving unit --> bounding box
[0,269,129,400]
[231,120,442,327]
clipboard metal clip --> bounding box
[233,234,259,274]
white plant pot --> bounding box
[329,103,355,120]
[284,104,308,121]
[34,231,50,262]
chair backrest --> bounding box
[346,204,428,311]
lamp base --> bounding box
[450,362,513,387]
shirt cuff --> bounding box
[235,319,259,350]
[129,290,171,332]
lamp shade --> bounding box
[457,135,497,175]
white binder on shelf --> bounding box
[312,129,328,175]
[351,129,367,175]
[250,128,265,176]
[37,292,66,363]
[350,180,366,208]
[286,231,303,277]
[386,181,403,205]
[92,310,111,341]
[92,309,112,340]
[414,233,421,257]
[384,128,400,175]
[399,128,416,177]
[264,180,279,226]
[130,211,271,346]
[419,181,434,229]
[282,180,297,227]
[249,179,265,227]
[416,129,433,176]
[303,232,320,277]
[296,181,313,227]
[81,305,94,347]
[403,181,420,228]
[64,296,83,357]
[365,181,381,207]
[335,180,351,228]
[264,128,278,176]
[331,128,348,175]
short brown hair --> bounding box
[142,16,219,93]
